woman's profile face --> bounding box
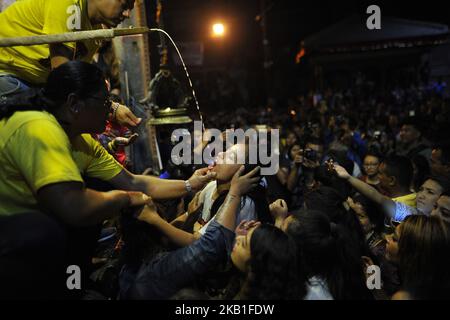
[385,224,401,263]
[286,133,297,147]
[231,226,256,273]
[290,145,301,160]
[79,85,110,133]
[211,144,246,182]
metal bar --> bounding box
[0,27,151,47]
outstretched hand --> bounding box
[136,197,161,225]
[333,163,351,180]
[114,103,142,128]
[188,167,217,192]
[229,166,261,197]
[235,219,261,236]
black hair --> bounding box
[0,61,106,120]
[286,209,373,300]
[401,116,424,135]
[304,137,323,148]
[363,150,383,163]
[243,224,305,300]
[382,155,414,189]
[352,194,385,234]
[442,191,450,198]
[314,165,352,200]
[427,175,450,194]
[119,209,165,272]
[287,143,302,161]
[412,154,431,192]
[304,187,371,260]
[434,141,450,166]
[326,149,354,176]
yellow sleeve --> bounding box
[81,134,124,181]
[7,119,84,193]
[42,0,80,51]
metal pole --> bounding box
[0,27,151,47]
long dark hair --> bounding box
[286,209,373,300]
[119,209,165,272]
[242,224,305,299]
[304,186,370,257]
[352,193,385,234]
[0,61,106,120]
[398,215,450,299]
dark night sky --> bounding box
[149,1,449,106]
[155,1,449,70]
[161,0,450,48]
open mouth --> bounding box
[208,161,217,171]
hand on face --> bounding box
[235,219,261,236]
[188,167,217,192]
[229,166,261,197]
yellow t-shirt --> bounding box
[0,0,101,85]
[0,110,123,216]
[392,193,417,208]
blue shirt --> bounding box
[119,220,235,299]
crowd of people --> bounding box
[1,0,450,301]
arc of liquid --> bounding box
[149,28,205,133]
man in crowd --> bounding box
[397,117,432,161]
[0,0,140,127]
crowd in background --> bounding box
[90,73,450,300]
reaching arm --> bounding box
[137,166,261,245]
[333,164,396,220]
[147,216,201,247]
[109,167,216,200]
[214,166,261,231]
[37,182,149,227]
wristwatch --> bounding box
[185,180,192,193]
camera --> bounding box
[302,148,318,162]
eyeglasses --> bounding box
[88,95,112,110]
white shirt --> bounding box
[197,181,257,235]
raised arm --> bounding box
[333,164,396,220]
[136,166,261,246]
[109,167,216,200]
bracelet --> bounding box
[185,180,192,193]
[111,102,120,121]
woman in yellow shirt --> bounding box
[0,0,140,127]
[0,61,215,298]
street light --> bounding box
[212,23,225,37]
